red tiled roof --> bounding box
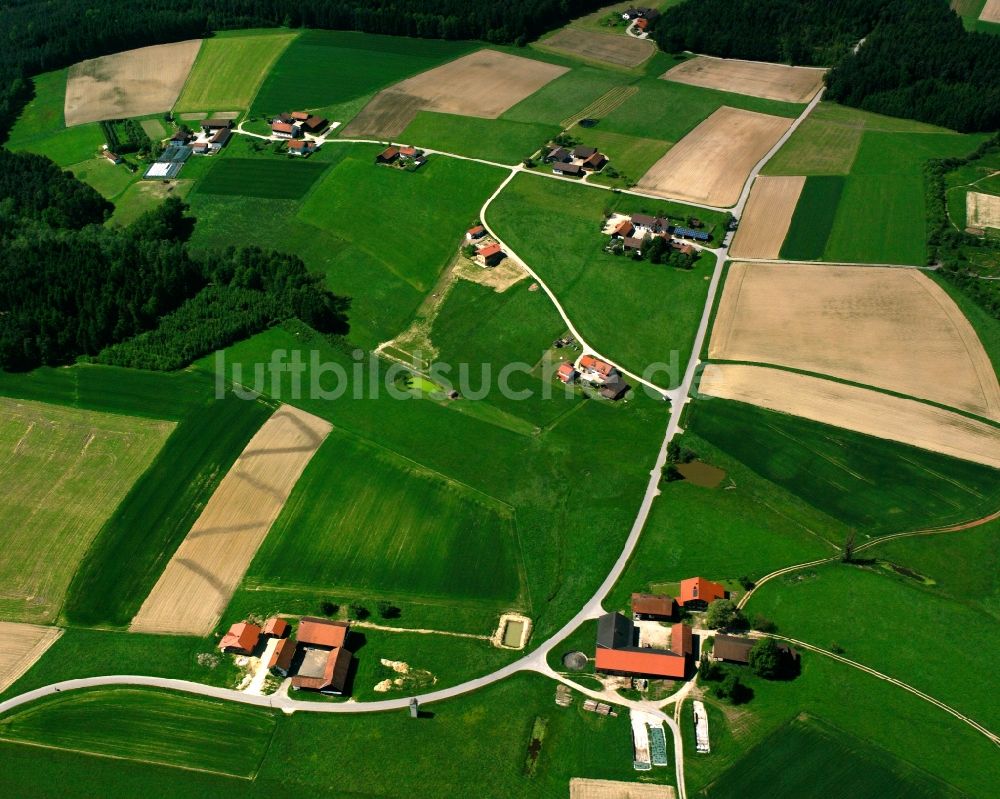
[271,121,296,134]
[289,139,314,151]
[595,647,686,678]
[467,224,485,236]
[298,617,349,649]
[478,243,502,257]
[262,618,289,637]
[613,220,634,237]
[305,115,327,129]
[291,111,310,121]
[379,146,400,160]
[557,363,577,379]
[671,623,693,657]
[219,621,261,653]
[679,577,726,605]
[269,637,296,670]
[580,355,616,378]
[631,593,676,617]
[291,647,352,691]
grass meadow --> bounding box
[108,179,195,227]
[400,111,559,164]
[778,175,844,260]
[686,398,1000,536]
[12,123,104,167]
[250,30,475,117]
[7,69,67,143]
[488,173,724,385]
[174,30,297,112]
[63,393,275,628]
[0,688,276,778]
[247,430,525,607]
[0,399,172,623]
[748,559,1000,733]
[64,157,137,200]
[573,126,672,188]
[502,66,632,126]
[196,158,328,199]
[704,715,963,799]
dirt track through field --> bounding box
[710,262,1000,420]
[130,405,332,636]
[636,107,793,206]
[662,56,825,103]
[0,624,62,693]
[65,41,201,126]
[729,176,805,258]
[699,364,1000,469]
[967,191,1000,229]
[342,50,567,139]
[980,0,1000,22]
[543,28,655,68]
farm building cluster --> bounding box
[592,577,729,680]
[558,354,631,401]
[465,224,507,266]
[268,111,329,154]
[141,118,234,178]
[605,212,710,262]
[375,145,427,170]
[220,615,354,695]
[545,144,609,177]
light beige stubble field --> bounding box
[636,107,793,206]
[709,262,1000,419]
[699,364,1000,469]
[729,176,806,258]
[980,0,1000,23]
[967,191,1000,229]
[0,623,62,693]
[341,49,568,139]
[662,56,825,103]
[542,28,655,68]
[65,40,202,126]
[130,405,333,636]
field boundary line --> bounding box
[769,636,1000,746]
[0,735,254,780]
[241,31,301,117]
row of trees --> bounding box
[652,0,1000,132]
[0,152,348,371]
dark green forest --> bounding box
[0,151,348,371]
[653,0,1000,132]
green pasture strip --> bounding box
[63,393,275,627]
[196,158,328,199]
[7,68,68,143]
[400,111,559,164]
[686,398,1000,535]
[778,175,844,260]
[0,688,275,779]
[246,428,524,607]
[250,30,476,116]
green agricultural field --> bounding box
[174,30,297,112]
[250,30,475,117]
[598,78,803,142]
[488,172,725,385]
[762,117,863,175]
[575,127,672,187]
[748,562,1000,731]
[196,158,328,199]
[199,326,665,642]
[7,69,67,143]
[705,715,963,799]
[64,157,136,200]
[0,399,172,623]
[63,393,274,627]
[0,689,276,778]
[502,66,634,127]
[108,179,195,227]
[12,123,104,167]
[247,429,524,606]
[779,175,845,260]
[400,111,559,164]
[605,429,838,613]
[686,398,1000,536]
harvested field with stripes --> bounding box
[130,405,332,636]
[342,50,567,139]
[64,41,201,125]
[560,86,638,128]
[541,28,655,68]
[0,623,62,693]
[730,176,805,258]
[662,56,825,104]
[637,107,793,206]
[981,0,1000,22]
[967,190,1000,229]
[709,262,1000,419]
[699,364,1000,469]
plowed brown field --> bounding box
[130,405,332,636]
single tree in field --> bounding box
[842,529,857,563]
[320,601,339,617]
[705,599,746,631]
[349,603,370,621]
[748,637,782,679]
